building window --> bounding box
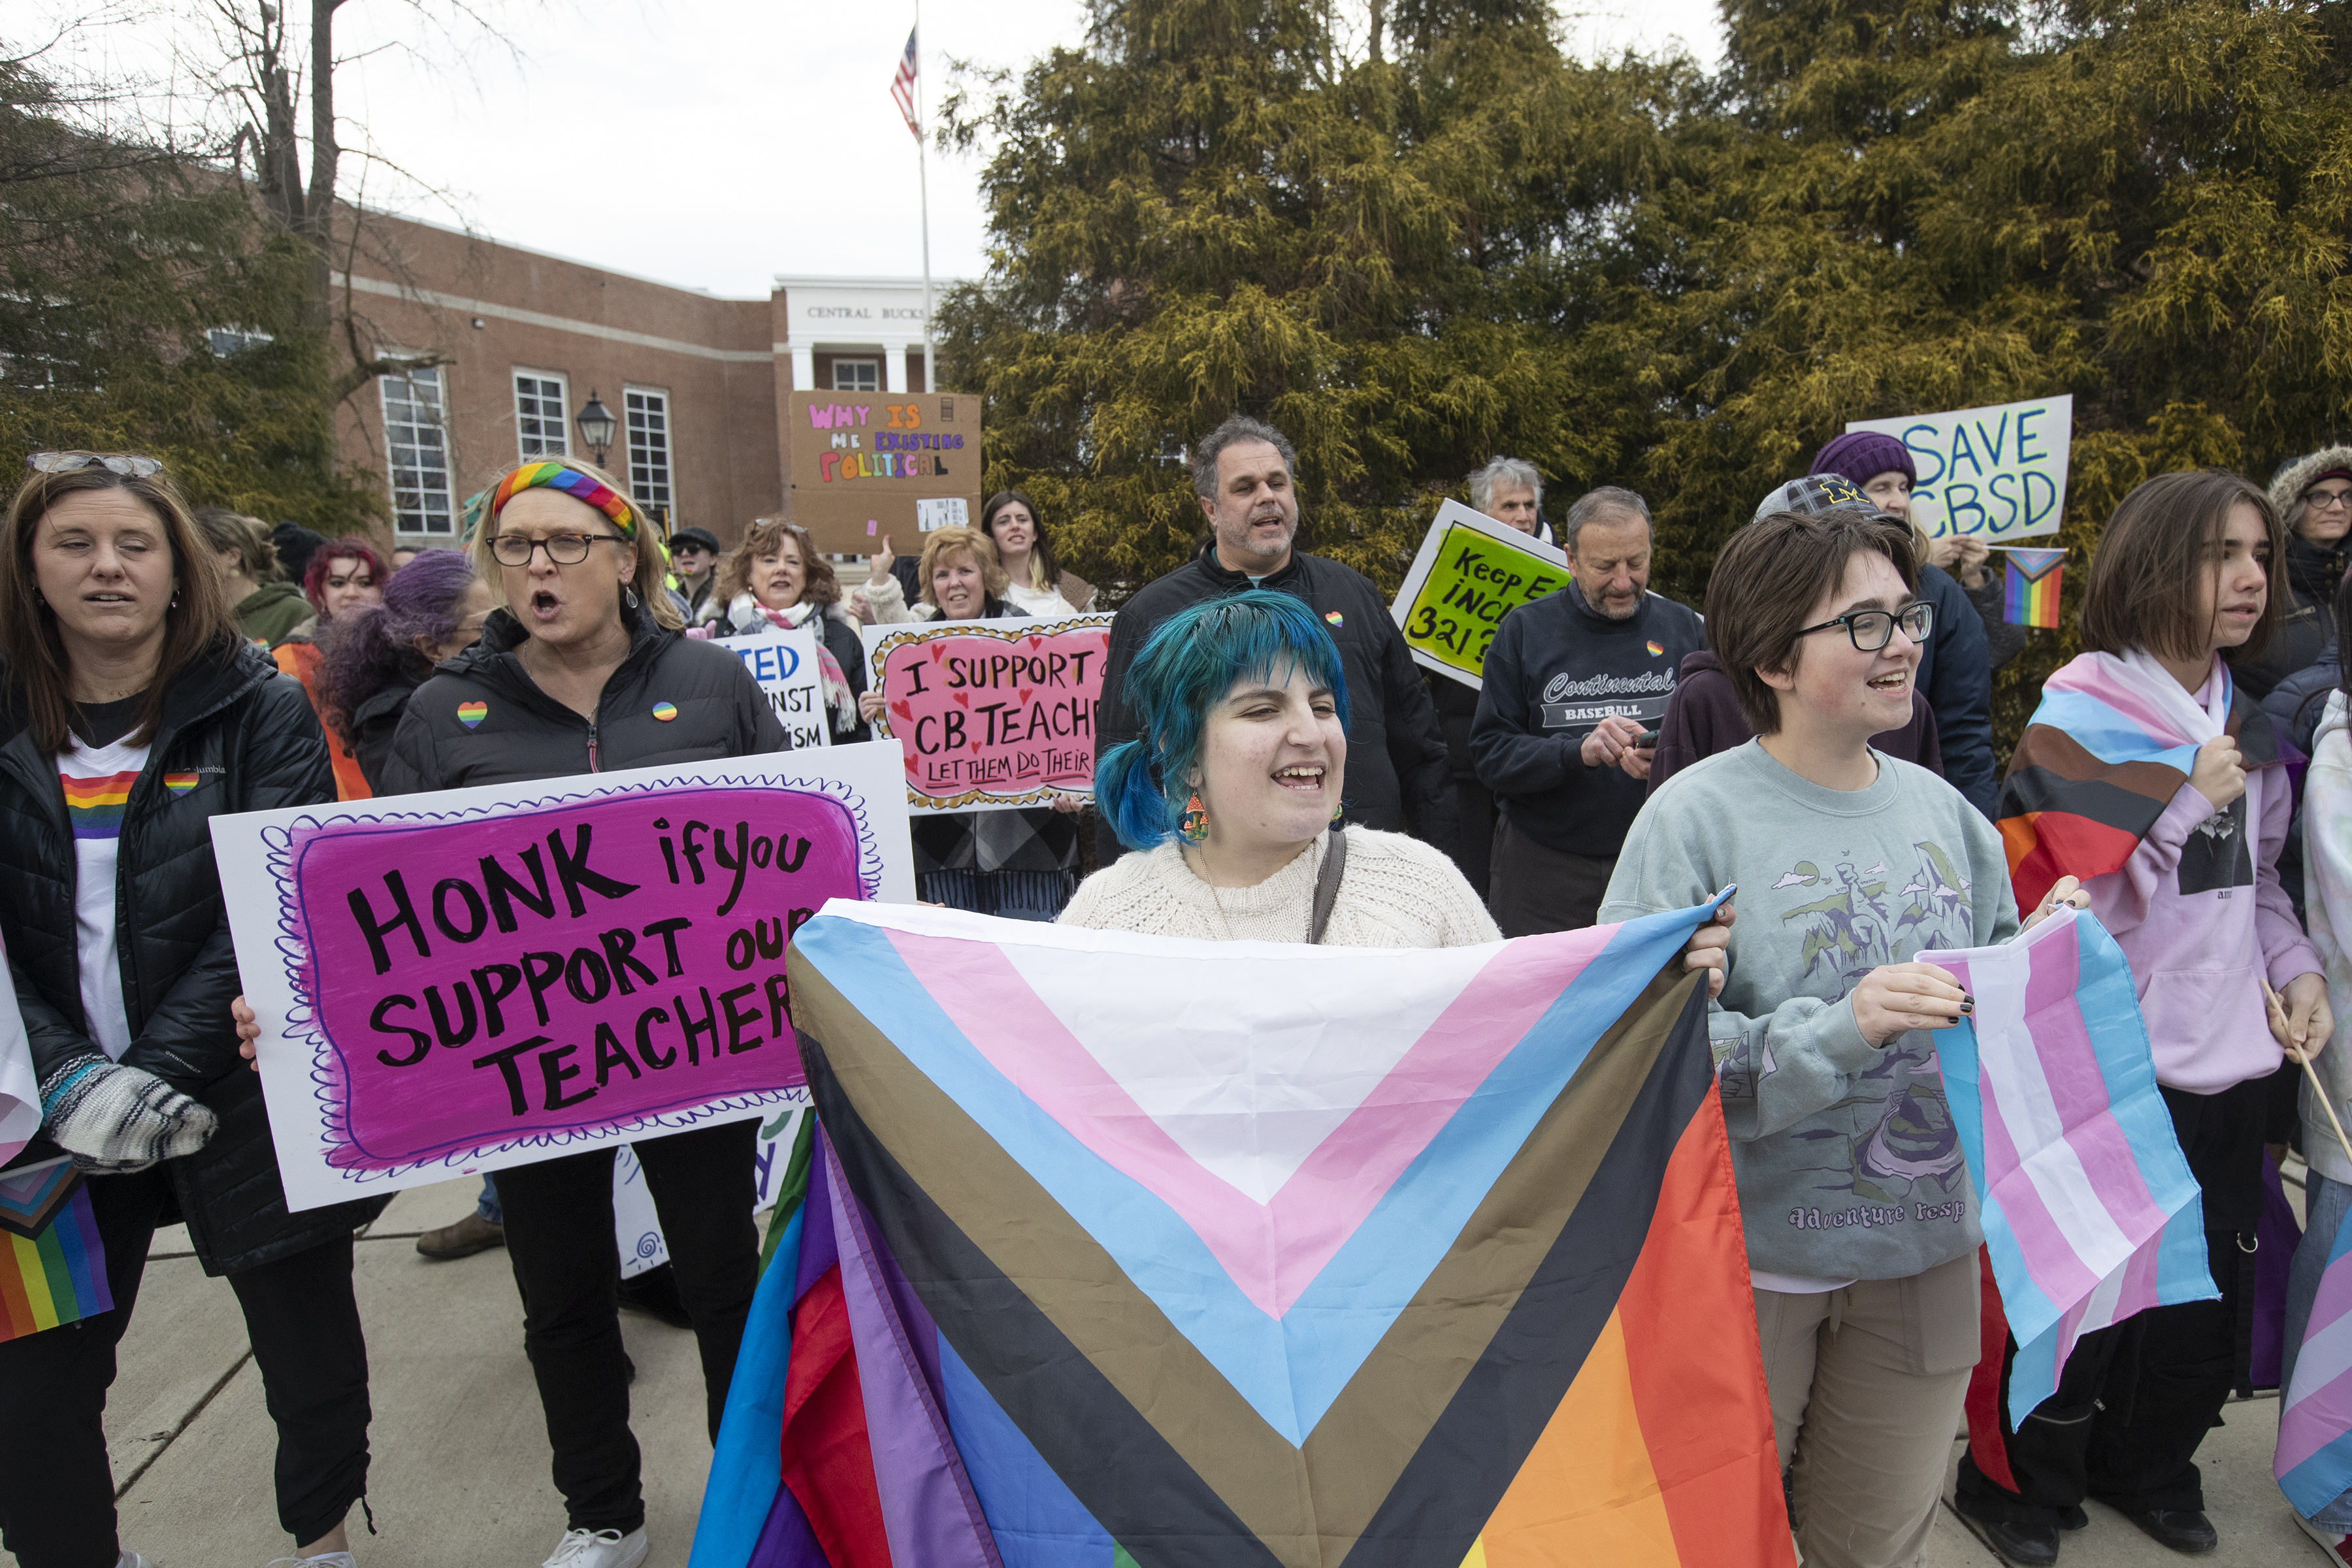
[625,387,673,519]
[830,359,879,393]
[208,327,274,357]
[380,365,455,537]
[514,371,569,459]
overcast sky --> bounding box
[40,1,1726,299]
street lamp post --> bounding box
[576,389,617,470]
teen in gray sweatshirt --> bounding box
[1600,506,2074,1568]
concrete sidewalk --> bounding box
[3,1171,2339,1567]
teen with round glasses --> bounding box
[1603,506,2089,1568]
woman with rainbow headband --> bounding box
[0,453,381,1568]
[1965,470,2328,1563]
[244,456,785,1568]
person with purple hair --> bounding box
[314,549,491,792]
[1814,431,2028,673]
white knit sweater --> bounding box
[1058,827,1501,948]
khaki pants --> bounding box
[1754,1251,1980,1568]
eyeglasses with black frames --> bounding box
[487,532,623,567]
[1794,600,1934,652]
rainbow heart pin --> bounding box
[1324,611,1345,629]
[1646,640,1665,657]
[652,702,679,723]
[457,700,488,728]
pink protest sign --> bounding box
[213,747,913,1210]
[861,612,1115,812]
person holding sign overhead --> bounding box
[0,453,382,1568]
[1471,487,1706,935]
[857,525,1085,917]
[370,457,785,1568]
[691,517,868,743]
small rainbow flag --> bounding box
[2002,547,2066,629]
[0,1164,110,1343]
[61,770,138,840]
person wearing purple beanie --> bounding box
[1814,431,2029,678]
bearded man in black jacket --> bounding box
[1093,415,1459,866]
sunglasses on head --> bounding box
[27,451,163,478]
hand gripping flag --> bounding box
[2001,547,2066,629]
[1919,908,2215,1441]
[692,898,1794,1568]
[1996,649,2277,910]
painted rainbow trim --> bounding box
[488,462,639,540]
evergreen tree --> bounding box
[0,52,376,529]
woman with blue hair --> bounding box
[1062,590,1497,944]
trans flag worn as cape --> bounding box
[1918,909,2215,1441]
[692,898,1794,1568]
[1997,650,2276,910]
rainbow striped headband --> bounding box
[489,463,640,540]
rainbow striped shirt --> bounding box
[61,771,139,840]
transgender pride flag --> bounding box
[1923,907,2215,1428]
[2280,1214,2352,1514]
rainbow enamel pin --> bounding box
[652,702,679,723]
[457,701,488,728]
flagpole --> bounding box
[916,0,936,395]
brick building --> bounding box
[334,208,947,550]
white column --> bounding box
[887,345,911,395]
[790,344,815,391]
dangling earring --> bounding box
[623,585,640,610]
[1330,798,1343,823]
[1179,792,1209,844]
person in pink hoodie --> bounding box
[1957,469,2329,1563]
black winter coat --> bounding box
[348,650,434,793]
[0,640,384,1274]
[377,600,785,793]
[2235,532,2344,701]
[1093,544,1460,864]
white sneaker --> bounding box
[542,1526,648,1568]
[118,1554,161,1568]
[2295,1508,2352,1564]
[267,1555,357,1568]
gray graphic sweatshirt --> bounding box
[1599,741,2017,1280]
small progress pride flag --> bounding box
[1921,907,2214,1429]
[0,1162,111,1343]
[2002,547,2066,629]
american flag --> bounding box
[890,27,919,139]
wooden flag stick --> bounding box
[2264,975,2352,1169]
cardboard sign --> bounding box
[715,627,829,751]
[216,746,913,1211]
[1390,499,1574,689]
[785,391,981,557]
[1844,395,2073,540]
[862,613,1115,811]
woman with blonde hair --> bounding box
[368,455,779,1568]
[857,527,1085,915]
[191,506,313,646]
[692,516,866,742]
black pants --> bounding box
[497,1117,760,1533]
[1957,1076,2266,1522]
[1452,776,1498,900]
[0,1165,371,1567]
[1486,813,1616,937]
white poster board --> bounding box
[1844,395,2073,540]
[613,1095,810,1278]
[216,745,912,1211]
[715,625,830,750]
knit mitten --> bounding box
[39,1057,219,1172]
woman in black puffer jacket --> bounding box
[0,454,380,1568]
[374,458,783,1568]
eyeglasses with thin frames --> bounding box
[27,452,163,478]
[487,532,623,567]
[1795,600,1935,651]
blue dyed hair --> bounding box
[1096,589,1352,851]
